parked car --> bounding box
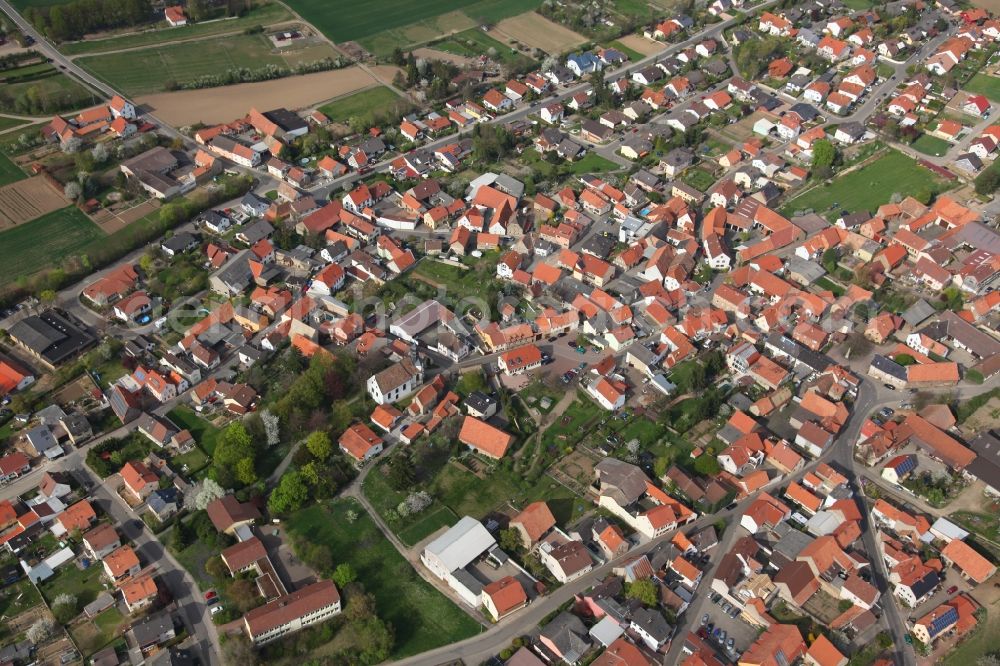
[204,590,217,601]
[722,602,732,614]
[701,614,709,626]
[728,605,740,618]
[947,586,958,594]
[210,605,224,615]
[726,638,735,650]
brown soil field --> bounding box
[0,176,69,229]
[617,33,664,56]
[136,65,401,126]
[491,12,587,54]
[970,0,1000,11]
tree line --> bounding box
[25,0,153,42]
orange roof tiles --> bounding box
[458,416,513,459]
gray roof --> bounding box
[423,516,496,573]
[237,219,273,245]
[540,612,590,661]
[901,299,936,327]
[595,458,648,506]
[130,610,174,647]
[8,310,96,365]
[787,257,826,283]
[122,147,177,174]
[871,354,907,380]
[630,607,672,641]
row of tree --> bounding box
[25,0,153,42]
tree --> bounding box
[259,409,280,447]
[499,528,522,552]
[358,617,395,664]
[625,579,659,606]
[214,422,256,486]
[52,593,77,623]
[268,471,310,514]
[39,289,56,304]
[305,431,332,460]
[26,617,55,644]
[821,248,839,273]
[221,634,258,666]
[811,139,836,179]
[228,579,259,613]
[64,181,82,200]
[693,454,721,476]
[193,478,226,510]
[234,457,258,485]
[205,555,229,579]
[332,563,357,587]
[386,455,415,490]
[345,591,378,621]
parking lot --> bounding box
[698,593,762,661]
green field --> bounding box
[0,153,26,186]
[569,152,619,174]
[59,3,294,55]
[0,206,105,288]
[77,33,335,96]
[433,29,536,67]
[964,73,1000,103]
[911,133,951,157]
[286,500,481,658]
[318,86,405,123]
[0,63,97,114]
[782,151,944,217]
[0,117,27,133]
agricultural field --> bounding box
[964,73,1000,102]
[59,3,294,55]
[490,12,588,54]
[77,33,339,96]
[0,62,99,115]
[0,205,104,287]
[137,65,397,126]
[0,175,71,229]
[0,116,27,133]
[782,150,946,218]
[0,153,26,186]
[285,500,481,658]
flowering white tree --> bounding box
[27,618,55,644]
[193,478,226,510]
[259,410,280,448]
[397,491,432,517]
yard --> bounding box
[540,396,603,451]
[0,153,25,186]
[77,33,339,96]
[167,406,224,455]
[911,133,952,157]
[0,206,105,288]
[0,578,41,617]
[0,62,98,114]
[569,153,619,174]
[59,3,294,56]
[951,509,1000,543]
[814,276,845,297]
[781,150,945,218]
[285,500,482,658]
[942,607,997,666]
[39,560,109,608]
[317,86,409,124]
[964,73,1000,103]
[69,606,126,656]
[682,168,717,192]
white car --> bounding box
[210,605,224,615]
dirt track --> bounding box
[136,65,401,126]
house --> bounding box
[243,580,341,645]
[940,539,997,583]
[420,516,498,604]
[164,5,187,26]
[629,607,672,651]
[911,595,980,645]
[366,358,423,404]
[338,423,384,463]
[103,544,141,583]
[206,495,261,535]
[458,416,513,459]
[121,461,158,501]
[83,524,121,560]
[0,452,30,483]
[482,576,528,620]
[57,499,97,533]
[588,377,626,411]
[539,612,592,664]
[540,540,593,583]
[510,501,557,549]
[498,344,543,375]
[804,635,847,666]
[740,624,806,666]
[129,611,176,654]
[122,576,158,613]
[963,94,990,117]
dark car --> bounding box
[947,586,958,594]
[883,383,897,390]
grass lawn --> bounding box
[841,0,877,8]
[570,152,619,174]
[0,116,26,133]
[171,533,216,590]
[964,73,1000,103]
[70,606,125,656]
[318,86,407,123]
[77,33,324,96]
[609,40,644,62]
[911,133,952,157]
[0,152,26,186]
[167,406,224,455]
[171,446,210,475]
[781,150,944,217]
[682,168,717,192]
[0,578,41,617]
[285,500,481,658]
[396,505,458,546]
[40,561,108,607]
[814,276,845,297]
[942,607,997,666]
[435,29,536,67]
[950,509,1000,542]
[541,396,602,451]
[0,206,106,288]
[60,3,294,55]
[616,415,669,447]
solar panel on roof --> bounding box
[895,456,917,475]
[928,607,959,637]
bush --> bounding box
[966,369,984,385]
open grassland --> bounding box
[137,65,396,126]
[318,86,404,123]
[77,33,338,96]
[964,73,1000,102]
[0,62,98,114]
[491,12,588,54]
[0,206,104,287]
[0,153,26,186]
[286,500,481,658]
[59,3,294,55]
[782,151,945,217]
